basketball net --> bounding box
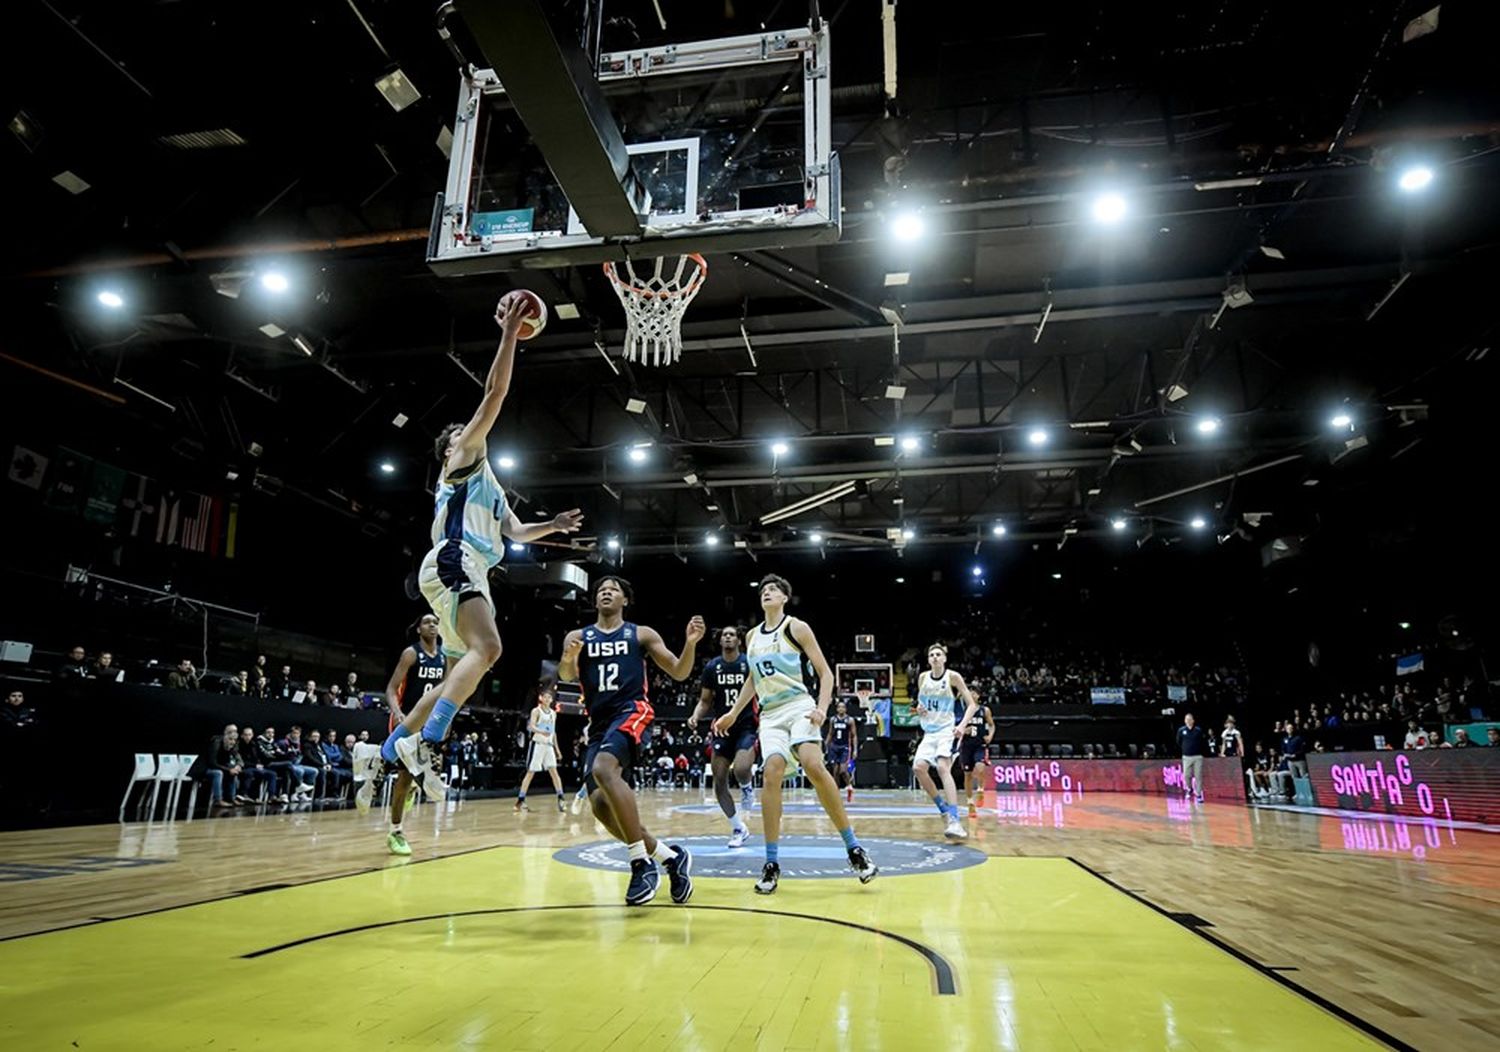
[603,254,708,367]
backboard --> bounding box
[428,24,839,274]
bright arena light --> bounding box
[770,440,790,457]
[1112,518,1127,531]
[509,542,525,552]
[991,524,1006,537]
[605,537,621,551]
[809,532,824,543]
[1330,413,1353,429]
[1091,192,1128,224]
[1196,416,1221,435]
[379,461,395,474]
[705,534,720,547]
[1397,165,1434,193]
[901,527,915,540]
[1027,428,1049,446]
[1190,516,1207,530]
[891,212,925,241]
[899,434,921,452]
[971,565,983,578]
[260,270,290,293]
[97,290,124,309]
[497,454,517,470]
[627,446,649,463]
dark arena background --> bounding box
[1,2,1497,1049]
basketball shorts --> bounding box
[758,696,820,764]
[914,727,956,766]
[958,737,989,772]
[418,541,494,659]
[527,738,558,772]
[583,701,654,792]
[826,745,850,769]
[712,723,758,759]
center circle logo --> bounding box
[553,836,986,879]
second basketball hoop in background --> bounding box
[603,254,707,367]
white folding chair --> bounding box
[169,754,199,819]
[118,753,158,822]
[147,754,180,820]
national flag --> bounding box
[1396,653,1425,676]
[83,460,126,525]
[119,474,159,538]
[43,447,90,513]
[155,491,181,545]
[178,493,212,552]
[224,501,238,559]
[7,446,48,490]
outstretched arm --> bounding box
[503,507,584,543]
[443,298,528,479]
[639,618,706,681]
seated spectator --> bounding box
[237,726,279,801]
[207,723,246,808]
[226,670,249,696]
[302,729,348,797]
[323,731,352,778]
[326,684,342,707]
[272,726,317,800]
[271,665,295,700]
[1402,720,1432,750]
[298,679,319,705]
[345,672,360,700]
[251,672,269,699]
[166,659,200,691]
[2,689,38,734]
[55,645,90,680]
[246,726,291,803]
[92,651,119,681]
[342,732,359,759]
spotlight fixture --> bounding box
[1051,572,1063,580]
[890,212,924,241]
[627,443,651,464]
[705,534,720,547]
[901,527,915,540]
[971,565,983,578]
[809,532,824,544]
[1330,412,1353,430]
[606,538,620,551]
[991,524,1006,537]
[1027,428,1049,446]
[899,434,921,452]
[259,271,290,294]
[497,455,517,470]
[895,577,906,584]
[1196,417,1220,435]
[1397,165,1434,193]
[1091,192,1128,224]
[509,541,526,553]
[1190,516,1207,530]
[770,440,790,457]
[379,461,395,474]
[97,290,125,309]
[1112,518,1127,531]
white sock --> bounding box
[390,823,402,834]
[627,840,648,862]
[731,815,748,833]
[650,842,677,864]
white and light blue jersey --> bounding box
[746,617,813,712]
[917,670,958,734]
[430,455,510,568]
[531,705,556,743]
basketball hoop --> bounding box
[603,254,708,367]
[855,689,873,711]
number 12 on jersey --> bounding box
[596,663,620,692]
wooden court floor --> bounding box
[1,788,1495,1050]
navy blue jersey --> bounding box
[827,714,854,748]
[401,640,446,705]
[701,654,753,732]
[578,621,650,721]
[963,703,990,739]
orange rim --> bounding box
[603,253,708,300]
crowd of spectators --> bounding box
[46,644,375,708]
[192,720,370,809]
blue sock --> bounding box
[932,795,949,817]
[421,698,459,743]
[766,842,779,864]
[380,724,411,764]
[840,827,860,851]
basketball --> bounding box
[497,289,548,341]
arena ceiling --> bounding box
[3,1,1498,561]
